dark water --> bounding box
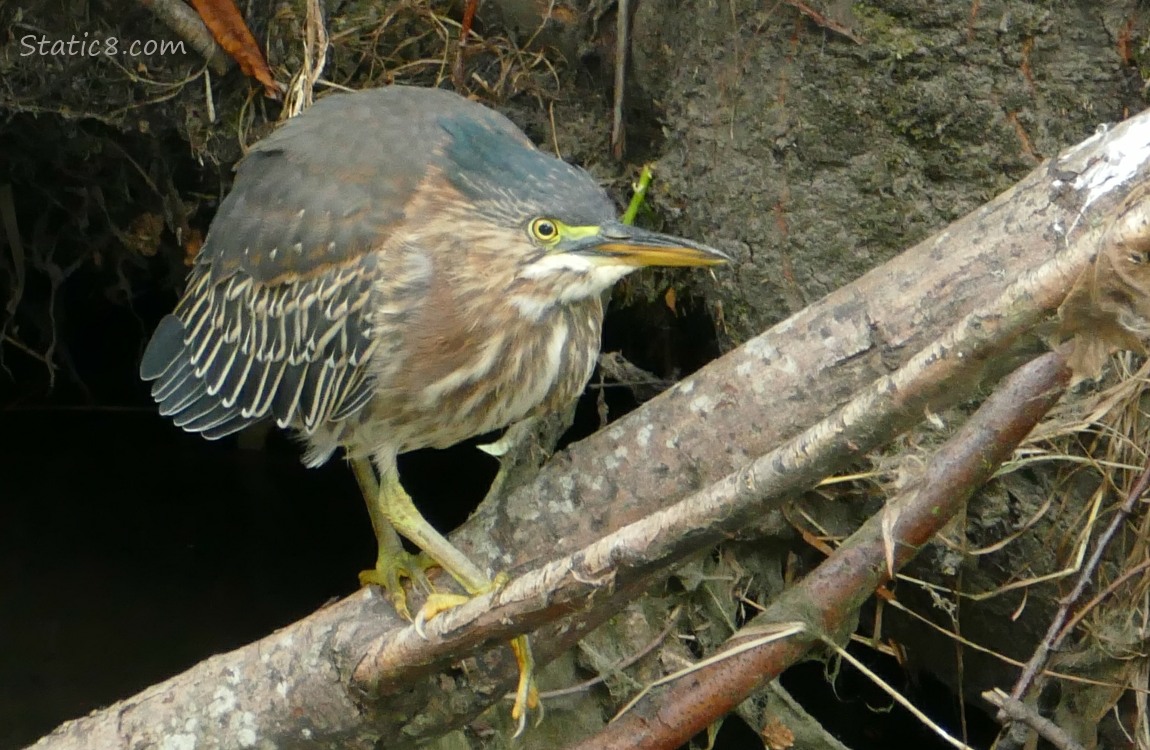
[0,409,382,747]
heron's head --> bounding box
[425,106,728,317]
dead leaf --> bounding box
[760,717,794,750]
[1058,183,1150,379]
[188,0,282,99]
[183,228,204,267]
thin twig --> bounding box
[611,0,629,159]
[781,0,865,44]
[1005,458,1150,705]
[528,607,683,702]
[135,0,230,74]
[984,689,1086,750]
[1056,558,1150,642]
[828,641,974,750]
[452,0,478,88]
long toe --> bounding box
[410,590,540,730]
[413,592,471,638]
[510,634,540,736]
[359,549,435,621]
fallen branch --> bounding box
[29,111,1150,749]
[562,350,1072,750]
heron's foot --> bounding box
[510,634,541,735]
[358,548,434,621]
[410,575,540,735]
[412,591,470,636]
[411,571,509,636]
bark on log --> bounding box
[29,110,1150,750]
[567,350,1072,750]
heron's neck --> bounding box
[507,266,632,321]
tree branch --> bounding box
[564,350,1072,750]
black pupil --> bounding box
[537,221,555,238]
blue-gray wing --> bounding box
[140,85,535,440]
[139,253,384,440]
[139,88,446,439]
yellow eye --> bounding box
[530,218,560,243]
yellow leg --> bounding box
[352,457,431,620]
[372,464,540,732]
[375,466,487,589]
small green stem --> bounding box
[621,164,654,226]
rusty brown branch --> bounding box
[565,351,1071,750]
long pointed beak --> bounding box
[572,222,730,267]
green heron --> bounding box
[139,85,727,726]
